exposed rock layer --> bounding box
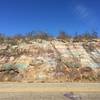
[0,39,100,82]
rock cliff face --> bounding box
[0,39,100,82]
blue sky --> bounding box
[0,0,100,36]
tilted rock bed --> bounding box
[0,39,100,82]
[0,64,100,82]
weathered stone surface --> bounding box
[0,39,100,82]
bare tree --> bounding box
[34,32,50,40]
[57,31,71,41]
[0,33,6,43]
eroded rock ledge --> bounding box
[0,39,100,82]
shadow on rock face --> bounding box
[0,66,23,82]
